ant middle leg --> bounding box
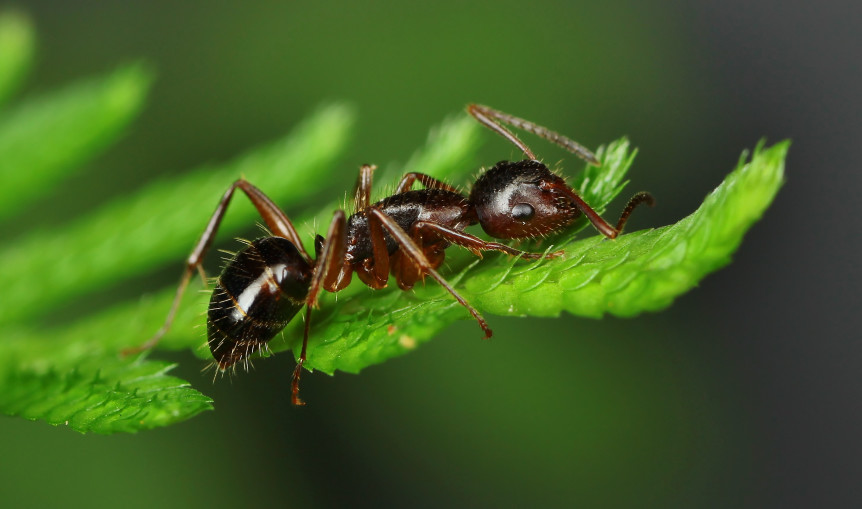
[389,224,444,291]
[124,179,310,355]
[391,221,563,291]
[411,222,564,260]
[369,208,492,339]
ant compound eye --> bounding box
[511,203,535,221]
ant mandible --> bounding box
[126,104,654,406]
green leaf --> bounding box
[0,64,152,220]
[267,139,787,375]
[0,10,34,107]
[0,358,212,434]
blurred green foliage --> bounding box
[0,10,33,106]
[0,63,151,220]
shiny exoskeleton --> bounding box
[126,104,654,406]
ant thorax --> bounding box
[345,189,472,260]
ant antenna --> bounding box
[468,104,600,166]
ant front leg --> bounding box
[124,179,310,356]
[353,164,377,211]
[307,212,347,308]
[291,210,347,406]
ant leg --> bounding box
[615,192,655,233]
[412,222,564,259]
[291,304,313,406]
[395,172,459,194]
[353,210,391,288]
[231,179,311,258]
[313,233,354,292]
[121,266,197,356]
[389,224,435,290]
[369,208,492,339]
[467,104,600,166]
[124,178,310,355]
[353,164,377,211]
[308,211,347,308]
[291,211,349,406]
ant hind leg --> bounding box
[124,178,311,356]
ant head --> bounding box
[469,160,581,239]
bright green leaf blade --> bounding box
[0,64,152,219]
[0,269,215,433]
[274,139,786,375]
[0,287,214,433]
[0,10,34,107]
[0,104,355,327]
[0,358,212,434]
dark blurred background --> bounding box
[1,1,859,507]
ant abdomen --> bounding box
[207,237,313,368]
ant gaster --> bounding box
[125,104,654,405]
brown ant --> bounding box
[125,104,654,405]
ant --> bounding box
[125,104,654,406]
